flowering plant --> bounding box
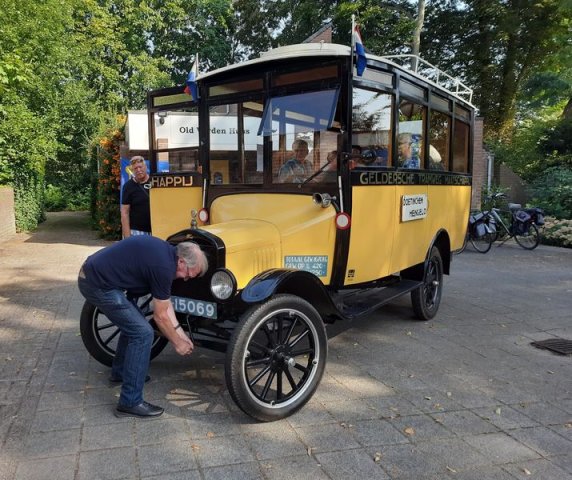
[92,119,125,239]
[542,216,572,248]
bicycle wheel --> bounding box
[514,223,540,250]
[470,232,494,253]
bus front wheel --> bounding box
[225,294,327,422]
[411,246,443,321]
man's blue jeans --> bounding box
[78,276,153,407]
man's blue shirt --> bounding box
[84,236,177,300]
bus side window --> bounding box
[429,110,451,171]
[398,100,426,169]
[352,88,393,167]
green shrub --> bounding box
[66,189,90,211]
[528,166,572,219]
[44,184,91,211]
[480,184,510,211]
[44,184,66,211]
[542,216,572,248]
[13,170,45,230]
[0,99,56,231]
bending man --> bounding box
[78,237,208,418]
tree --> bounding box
[149,0,235,79]
[232,0,416,60]
[412,0,426,58]
[422,0,570,139]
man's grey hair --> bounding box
[130,155,145,165]
[176,242,208,277]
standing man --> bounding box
[121,156,151,237]
[78,237,208,418]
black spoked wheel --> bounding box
[411,246,444,321]
[225,294,327,422]
[514,223,540,250]
[470,232,495,253]
[79,295,169,367]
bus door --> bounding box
[345,88,397,286]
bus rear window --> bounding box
[209,79,263,97]
[452,121,470,173]
[273,66,338,87]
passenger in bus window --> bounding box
[278,139,313,183]
[398,133,419,169]
[372,145,389,166]
[349,145,364,169]
[428,145,445,170]
[312,150,338,182]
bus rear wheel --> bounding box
[411,246,443,321]
[79,297,169,367]
[225,294,327,422]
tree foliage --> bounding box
[421,0,569,140]
[232,0,415,60]
[0,0,233,231]
[1,0,571,231]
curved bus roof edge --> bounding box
[197,42,475,108]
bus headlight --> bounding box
[210,269,236,301]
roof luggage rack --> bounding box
[380,54,473,104]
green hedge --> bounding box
[0,99,56,231]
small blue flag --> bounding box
[353,25,367,76]
[184,61,198,100]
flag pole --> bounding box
[351,14,356,77]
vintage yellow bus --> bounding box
[81,43,475,421]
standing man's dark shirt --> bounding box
[121,156,151,237]
[121,177,151,233]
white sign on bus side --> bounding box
[401,194,428,222]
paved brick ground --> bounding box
[0,212,571,480]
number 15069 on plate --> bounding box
[171,296,217,319]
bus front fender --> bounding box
[241,269,339,321]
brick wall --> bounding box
[0,187,16,241]
[471,117,485,210]
[310,30,332,43]
[495,163,529,206]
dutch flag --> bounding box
[353,25,367,77]
[184,60,199,101]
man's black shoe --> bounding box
[114,401,164,418]
[109,375,151,385]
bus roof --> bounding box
[197,43,474,107]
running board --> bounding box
[334,279,422,320]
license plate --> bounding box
[171,296,217,319]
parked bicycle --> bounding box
[459,193,545,253]
[459,210,497,253]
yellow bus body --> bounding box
[346,184,470,284]
[204,194,337,288]
[149,185,203,240]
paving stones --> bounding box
[1,213,572,479]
